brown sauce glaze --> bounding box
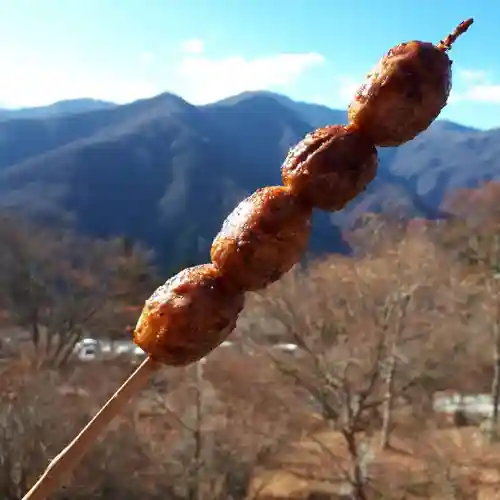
[134,264,244,365]
[348,41,451,147]
[281,125,378,211]
[211,186,312,292]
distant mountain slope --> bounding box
[0,90,498,271]
[0,92,347,269]
[388,125,500,209]
[0,99,116,120]
[210,91,347,129]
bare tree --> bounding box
[140,347,308,500]
[0,359,174,500]
[438,182,500,438]
[379,291,413,450]
[0,214,156,366]
[240,223,473,498]
[243,284,391,496]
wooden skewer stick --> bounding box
[22,356,159,500]
[437,18,474,52]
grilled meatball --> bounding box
[134,264,244,365]
[211,186,312,291]
[348,19,473,147]
[281,125,378,211]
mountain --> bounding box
[210,91,347,129]
[389,124,500,208]
[0,90,498,272]
[0,92,350,270]
[0,99,116,120]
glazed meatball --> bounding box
[348,19,473,147]
[211,186,312,291]
[134,264,244,365]
[281,125,378,211]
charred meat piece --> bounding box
[134,264,244,365]
[281,124,378,211]
[211,186,312,291]
[348,19,473,147]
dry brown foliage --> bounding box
[8,183,500,499]
[0,355,300,499]
[239,195,500,498]
[0,213,157,366]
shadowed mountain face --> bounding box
[0,91,497,271]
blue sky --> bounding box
[0,0,498,129]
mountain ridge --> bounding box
[0,90,497,271]
[0,98,117,120]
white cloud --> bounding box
[138,51,155,65]
[306,75,360,110]
[335,76,359,103]
[0,42,326,108]
[457,68,487,83]
[461,84,500,104]
[176,52,325,104]
[451,68,500,104]
[180,38,204,55]
[1,69,157,108]
[0,48,159,107]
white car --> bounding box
[73,337,146,362]
[73,338,99,361]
